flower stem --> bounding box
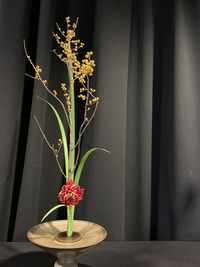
[67,206,74,237]
[68,58,75,180]
[67,42,75,237]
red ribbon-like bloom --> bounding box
[58,179,84,206]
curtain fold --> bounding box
[0,0,37,241]
[172,0,200,240]
[13,0,57,241]
[150,0,176,240]
[125,0,153,241]
[0,0,200,241]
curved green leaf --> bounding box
[37,96,68,176]
[41,204,67,222]
[74,148,110,185]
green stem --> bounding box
[67,42,76,237]
[68,58,75,180]
[67,206,74,237]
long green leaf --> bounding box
[37,96,69,177]
[74,148,110,185]
[41,204,67,222]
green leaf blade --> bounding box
[37,96,69,177]
[74,148,110,185]
[41,204,67,222]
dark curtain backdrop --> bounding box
[0,0,200,241]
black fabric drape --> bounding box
[1,0,200,241]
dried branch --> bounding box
[72,73,99,172]
[55,23,66,38]
[23,40,71,129]
[34,115,67,179]
[52,49,68,66]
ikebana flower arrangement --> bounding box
[24,17,108,239]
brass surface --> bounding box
[27,220,107,250]
[55,231,81,243]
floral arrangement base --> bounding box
[27,220,107,267]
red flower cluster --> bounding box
[58,179,84,206]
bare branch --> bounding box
[55,23,66,38]
[57,142,63,154]
[34,115,53,150]
[52,49,68,66]
[81,82,96,99]
[34,115,67,179]
[23,40,71,129]
[75,99,99,149]
[55,154,67,178]
[73,100,99,172]
[25,73,38,80]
